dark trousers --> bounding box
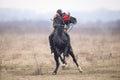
[49,31,55,52]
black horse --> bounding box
[52,16,83,75]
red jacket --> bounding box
[63,14,70,21]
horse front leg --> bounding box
[53,54,60,75]
[69,48,83,73]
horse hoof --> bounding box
[52,72,57,75]
[78,66,83,73]
[79,70,83,73]
[62,63,66,69]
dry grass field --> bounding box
[0,26,120,80]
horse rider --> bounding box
[62,12,71,32]
[49,9,65,53]
[49,9,71,54]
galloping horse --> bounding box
[52,16,83,75]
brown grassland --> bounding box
[0,26,120,80]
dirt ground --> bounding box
[0,32,120,80]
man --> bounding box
[49,9,65,53]
[62,12,70,32]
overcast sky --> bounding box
[0,0,120,13]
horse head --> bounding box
[69,16,77,24]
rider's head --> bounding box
[57,9,62,17]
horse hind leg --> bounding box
[69,50,83,73]
[60,55,67,69]
[59,54,66,64]
[53,54,60,75]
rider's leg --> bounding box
[49,31,55,53]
